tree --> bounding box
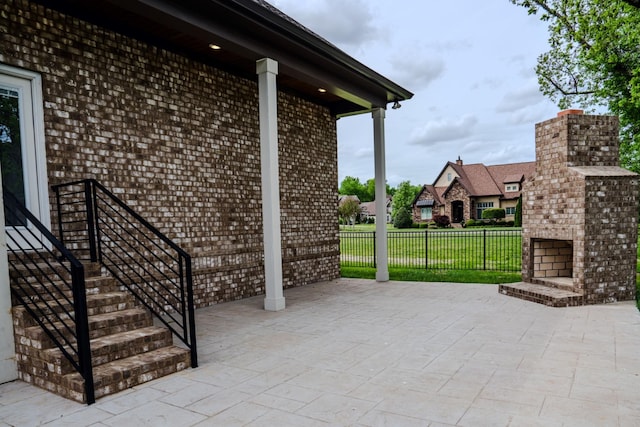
[338,197,360,226]
[364,178,376,202]
[393,207,413,229]
[510,0,640,172]
[339,176,366,201]
[339,176,393,202]
[482,208,506,220]
[391,181,421,220]
[514,195,523,227]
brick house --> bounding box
[413,157,535,224]
[0,0,411,395]
[360,196,392,223]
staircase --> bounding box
[5,179,197,404]
[10,262,191,403]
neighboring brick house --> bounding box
[360,196,392,223]
[0,0,412,383]
[413,157,535,224]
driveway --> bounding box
[1,278,639,426]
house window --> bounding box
[505,184,519,192]
[421,207,432,220]
[476,202,494,219]
[447,173,452,182]
[1,65,50,248]
[505,207,516,215]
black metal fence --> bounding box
[340,229,522,272]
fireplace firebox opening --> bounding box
[532,239,573,279]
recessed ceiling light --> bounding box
[208,43,221,50]
[318,88,327,93]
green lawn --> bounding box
[340,228,521,271]
[340,266,521,284]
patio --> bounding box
[0,278,639,426]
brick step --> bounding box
[20,308,153,350]
[499,282,584,307]
[12,291,137,328]
[12,275,120,304]
[61,346,192,402]
[10,260,102,281]
[44,326,174,375]
[530,276,577,292]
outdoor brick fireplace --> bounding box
[500,110,638,306]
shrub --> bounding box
[418,223,429,229]
[465,219,477,227]
[433,214,450,228]
[514,196,522,227]
[393,207,413,229]
[482,208,505,220]
[505,220,515,227]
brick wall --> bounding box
[443,182,471,220]
[2,0,340,307]
[522,112,638,303]
[412,191,441,223]
[532,240,572,278]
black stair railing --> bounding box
[52,179,197,368]
[3,186,95,404]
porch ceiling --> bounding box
[34,0,413,117]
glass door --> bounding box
[0,67,50,248]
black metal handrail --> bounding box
[3,186,95,404]
[52,179,197,368]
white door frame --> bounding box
[0,64,50,249]
[0,166,18,383]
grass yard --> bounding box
[340,228,521,271]
[340,266,522,284]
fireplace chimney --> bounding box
[500,112,639,306]
[455,156,463,166]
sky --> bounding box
[270,0,560,187]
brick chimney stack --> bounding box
[455,156,463,166]
[513,111,639,306]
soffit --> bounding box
[35,0,413,116]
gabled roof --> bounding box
[433,160,535,199]
[412,184,444,206]
[360,201,375,215]
[486,163,535,186]
[35,0,413,117]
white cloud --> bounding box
[409,115,478,146]
[270,0,382,49]
[391,56,444,89]
[495,83,546,113]
[353,147,373,158]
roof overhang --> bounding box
[34,0,413,117]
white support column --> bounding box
[0,169,18,382]
[372,108,389,281]
[257,58,285,311]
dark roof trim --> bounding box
[233,0,413,104]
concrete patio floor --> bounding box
[1,278,639,426]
